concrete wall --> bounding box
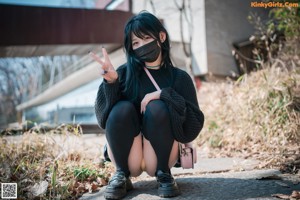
[48,106,96,124]
[133,0,269,77]
[132,0,207,75]
[205,0,269,77]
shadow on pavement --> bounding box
[174,177,298,200]
[81,176,300,200]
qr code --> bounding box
[1,183,17,199]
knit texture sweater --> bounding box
[95,64,204,143]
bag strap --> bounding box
[143,67,161,91]
[144,67,196,159]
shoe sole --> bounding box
[104,187,127,199]
[104,180,133,199]
[158,187,180,198]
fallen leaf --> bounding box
[291,190,300,199]
[85,183,92,193]
[91,182,98,192]
[76,182,86,193]
[272,193,290,199]
[29,181,48,197]
[97,177,107,186]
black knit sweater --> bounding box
[95,64,204,143]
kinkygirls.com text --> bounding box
[251,1,299,8]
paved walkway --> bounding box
[80,169,299,200]
[79,154,300,200]
[5,133,300,199]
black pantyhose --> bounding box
[105,100,174,176]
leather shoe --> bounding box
[104,171,133,199]
[156,170,180,198]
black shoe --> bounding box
[104,171,133,199]
[156,170,180,198]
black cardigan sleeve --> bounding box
[94,67,125,129]
[160,69,204,143]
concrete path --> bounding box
[77,134,300,200]
[4,133,300,199]
[80,159,300,200]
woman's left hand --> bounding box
[140,90,161,114]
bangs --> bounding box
[130,20,157,40]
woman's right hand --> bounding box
[89,47,118,83]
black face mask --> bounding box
[133,40,161,63]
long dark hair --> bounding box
[123,11,173,101]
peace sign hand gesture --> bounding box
[89,47,118,83]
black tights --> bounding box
[105,100,174,176]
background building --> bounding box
[0,0,269,128]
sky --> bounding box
[0,0,95,8]
[0,0,63,7]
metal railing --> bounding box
[38,54,94,96]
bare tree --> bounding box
[173,0,194,78]
[0,56,79,128]
[143,0,196,79]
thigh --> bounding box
[128,134,143,177]
[143,138,179,177]
[107,133,143,177]
[169,140,179,167]
[142,138,157,176]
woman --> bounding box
[93,11,204,199]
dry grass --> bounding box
[197,61,300,172]
[0,125,114,199]
[1,60,299,199]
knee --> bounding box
[107,101,137,124]
[144,100,169,122]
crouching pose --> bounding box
[94,11,204,199]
